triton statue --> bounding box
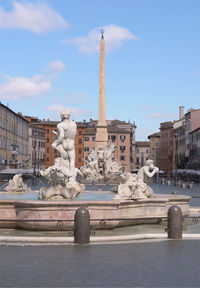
[39,111,85,200]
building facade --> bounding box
[0,103,29,170]
[75,123,86,168]
[28,124,46,170]
[148,132,160,168]
[23,116,136,171]
[159,121,174,175]
[135,141,150,169]
[189,127,200,169]
[173,119,185,170]
[33,121,58,168]
[184,108,200,168]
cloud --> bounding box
[46,104,88,119]
[140,105,151,111]
[148,112,177,119]
[70,24,138,55]
[0,1,68,34]
[0,75,51,99]
[44,61,65,72]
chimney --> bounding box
[179,106,184,119]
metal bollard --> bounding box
[167,205,182,239]
[74,207,90,245]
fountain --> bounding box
[0,111,191,231]
[80,144,123,183]
[4,174,31,193]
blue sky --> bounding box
[0,0,199,140]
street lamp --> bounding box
[174,132,178,186]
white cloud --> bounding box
[46,104,88,119]
[44,61,65,72]
[0,1,68,34]
[140,105,151,111]
[71,24,138,55]
[0,75,51,99]
[148,112,177,119]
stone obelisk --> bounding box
[96,31,108,146]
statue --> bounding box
[80,144,123,183]
[4,174,31,193]
[39,111,85,200]
[52,111,76,172]
[114,159,159,200]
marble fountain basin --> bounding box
[0,193,190,231]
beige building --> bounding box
[135,141,150,169]
[159,121,174,175]
[148,132,160,168]
[0,103,29,170]
[28,124,46,170]
[189,127,200,169]
[159,106,200,174]
[184,108,200,168]
[173,119,185,170]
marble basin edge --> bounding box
[0,194,191,230]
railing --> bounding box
[0,215,199,237]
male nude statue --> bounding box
[52,111,77,172]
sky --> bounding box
[0,0,199,140]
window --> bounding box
[136,157,139,164]
[78,158,82,163]
[120,155,125,161]
[47,157,49,162]
[78,148,82,154]
[120,146,126,152]
[92,137,96,142]
[84,147,89,152]
[32,140,36,147]
[78,139,82,144]
[47,148,49,153]
[47,137,49,143]
[79,130,82,135]
[47,129,50,134]
[120,135,126,142]
[111,135,116,142]
[32,129,37,137]
[84,137,89,141]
